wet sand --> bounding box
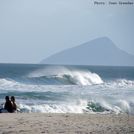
[0,113,134,134]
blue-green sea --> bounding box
[0,63,134,114]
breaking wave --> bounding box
[14,99,134,114]
[27,66,103,85]
[103,79,134,89]
[0,67,103,86]
[0,78,134,93]
[27,73,103,86]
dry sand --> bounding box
[0,113,134,134]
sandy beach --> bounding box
[0,113,134,134]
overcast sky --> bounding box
[0,0,134,63]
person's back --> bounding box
[11,96,17,112]
[4,96,13,113]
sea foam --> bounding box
[27,66,103,85]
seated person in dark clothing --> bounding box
[4,96,13,113]
[11,96,17,112]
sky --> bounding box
[0,0,134,63]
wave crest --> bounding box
[17,99,134,114]
[104,79,134,89]
[28,66,103,85]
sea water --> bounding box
[0,63,134,114]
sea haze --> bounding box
[0,63,134,114]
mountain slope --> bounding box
[41,37,134,66]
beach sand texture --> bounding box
[0,113,134,134]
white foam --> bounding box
[0,78,17,86]
[116,99,131,113]
[103,79,134,89]
[28,66,103,86]
[17,98,134,114]
[62,71,103,85]
[18,99,88,113]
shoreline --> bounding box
[0,113,134,134]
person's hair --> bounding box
[11,96,15,102]
[5,96,9,100]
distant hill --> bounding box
[41,37,134,66]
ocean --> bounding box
[0,63,134,114]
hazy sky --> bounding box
[0,0,134,63]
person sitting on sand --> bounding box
[4,96,13,113]
[11,96,17,112]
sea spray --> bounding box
[18,99,88,113]
[27,66,103,85]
